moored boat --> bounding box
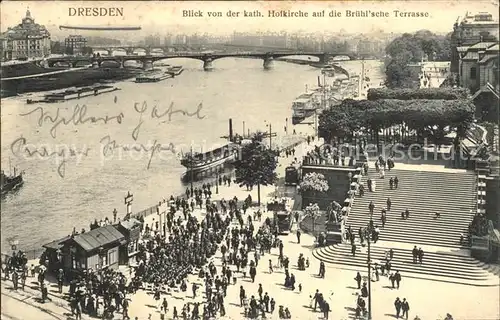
[1,168,24,196]
[180,143,240,172]
[168,66,184,76]
[27,85,120,104]
[291,89,321,125]
[135,71,173,83]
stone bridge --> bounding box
[46,51,359,71]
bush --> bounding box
[367,88,469,101]
[319,98,475,140]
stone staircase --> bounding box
[312,166,500,286]
[345,168,476,248]
[313,243,500,286]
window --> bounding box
[470,67,477,80]
[101,253,108,266]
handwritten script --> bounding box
[13,101,206,178]
[132,101,205,141]
[20,105,124,139]
[10,136,91,178]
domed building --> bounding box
[1,9,51,60]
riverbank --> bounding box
[1,58,381,253]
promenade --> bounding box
[2,133,500,320]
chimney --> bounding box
[229,118,233,142]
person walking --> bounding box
[394,297,402,318]
[394,270,401,289]
[323,301,330,319]
[412,246,418,264]
[417,248,424,264]
[355,272,362,289]
[387,197,392,210]
[296,230,301,244]
[401,298,410,319]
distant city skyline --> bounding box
[1,1,498,41]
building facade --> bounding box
[458,41,499,122]
[0,9,51,60]
[58,225,125,276]
[451,12,499,73]
[64,35,88,55]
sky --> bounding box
[1,1,499,39]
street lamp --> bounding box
[157,201,168,238]
[8,237,19,254]
[190,146,194,194]
[124,192,134,219]
[362,221,373,320]
[216,168,219,194]
[265,122,272,150]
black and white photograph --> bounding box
[0,1,499,319]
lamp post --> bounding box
[8,238,19,255]
[190,145,194,194]
[216,168,219,194]
[124,192,133,219]
[265,122,272,150]
[362,221,373,320]
[157,201,168,239]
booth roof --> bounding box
[64,225,125,252]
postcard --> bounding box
[1,1,499,320]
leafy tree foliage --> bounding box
[234,133,278,205]
[367,88,469,101]
[299,172,329,193]
[384,30,452,88]
[319,98,475,142]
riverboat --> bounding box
[168,66,184,76]
[1,168,24,196]
[180,143,240,172]
[26,85,120,104]
[291,89,321,125]
[135,71,173,83]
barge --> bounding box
[26,85,120,104]
[180,143,240,173]
[135,71,173,83]
[168,66,184,77]
[1,168,24,196]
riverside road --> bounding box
[0,57,384,253]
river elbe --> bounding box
[0,57,384,252]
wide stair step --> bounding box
[347,167,476,249]
[312,244,499,286]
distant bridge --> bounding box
[46,51,360,71]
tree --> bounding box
[234,134,278,205]
[304,203,321,233]
[299,172,329,193]
[64,46,74,55]
[318,97,475,145]
[384,30,452,88]
[50,41,63,54]
[81,47,93,56]
[367,88,469,101]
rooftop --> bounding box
[119,217,142,230]
[42,235,72,250]
[66,225,125,252]
[468,42,498,50]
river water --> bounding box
[0,57,384,252]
